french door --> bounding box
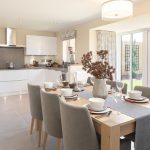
[121,32,144,90]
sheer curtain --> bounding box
[97,30,116,67]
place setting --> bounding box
[124,90,150,103]
[84,98,112,119]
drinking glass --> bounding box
[57,75,63,86]
[116,81,124,98]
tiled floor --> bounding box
[0,94,62,150]
[0,94,134,150]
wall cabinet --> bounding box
[26,35,57,55]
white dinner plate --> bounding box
[84,104,111,114]
[64,94,78,99]
[127,96,146,101]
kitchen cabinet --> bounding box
[0,70,29,96]
[0,69,62,96]
[44,69,62,82]
[26,35,57,55]
[28,69,45,86]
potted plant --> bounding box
[81,50,115,98]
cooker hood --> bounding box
[0,28,24,48]
[6,28,16,46]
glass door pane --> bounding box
[121,34,132,90]
[121,32,143,91]
[132,32,143,89]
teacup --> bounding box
[61,88,73,96]
[44,82,54,89]
[89,98,105,111]
[128,90,142,99]
[62,81,69,87]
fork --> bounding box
[95,110,112,119]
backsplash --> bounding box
[0,47,25,69]
[25,55,56,65]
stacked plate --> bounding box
[125,90,149,103]
[84,103,111,114]
[125,96,149,103]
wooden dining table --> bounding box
[50,86,150,150]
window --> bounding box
[125,45,130,71]
[132,45,140,71]
[62,39,75,62]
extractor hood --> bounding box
[6,28,16,46]
[0,28,25,48]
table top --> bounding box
[48,86,138,128]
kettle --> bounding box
[9,62,14,69]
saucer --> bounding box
[64,94,78,99]
[127,96,146,101]
[124,97,149,103]
[84,104,110,114]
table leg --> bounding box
[101,124,120,150]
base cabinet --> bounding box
[0,69,62,96]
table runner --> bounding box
[77,90,150,150]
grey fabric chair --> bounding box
[40,89,62,150]
[106,80,128,94]
[134,86,150,99]
[60,98,99,150]
[28,84,43,147]
[60,98,131,150]
[126,86,150,143]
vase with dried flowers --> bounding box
[81,50,115,98]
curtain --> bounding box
[61,30,76,41]
[97,30,116,67]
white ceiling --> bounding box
[0,0,143,31]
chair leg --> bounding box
[35,119,39,131]
[56,138,61,150]
[43,132,48,150]
[30,117,34,135]
[38,120,43,147]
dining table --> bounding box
[49,85,150,150]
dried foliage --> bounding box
[81,50,115,80]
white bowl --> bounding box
[61,88,73,96]
[128,90,142,99]
[44,82,54,89]
[89,98,105,111]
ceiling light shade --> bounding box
[101,0,133,20]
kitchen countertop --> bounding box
[0,67,68,72]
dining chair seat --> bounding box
[28,84,43,147]
[40,89,62,150]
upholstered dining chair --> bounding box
[134,86,150,99]
[40,89,62,150]
[60,98,131,150]
[60,98,100,150]
[28,84,43,147]
[106,80,128,94]
[125,86,150,143]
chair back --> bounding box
[40,89,62,138]
[60,98,99,150]
[106,80,127,94]
[134,86,150,99]
[28,84,43,121]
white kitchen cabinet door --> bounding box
[28,69,45,86]
[44,70,62,82]
[26,35,57,55]
[0,70,28,81]
[26,35,42,55]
